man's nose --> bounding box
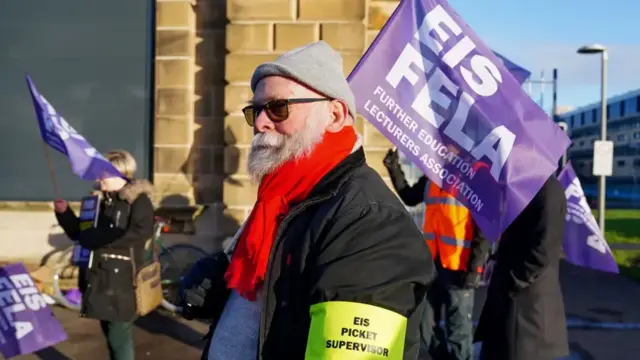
[254,110,275,133]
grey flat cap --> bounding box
[250,40,357,118]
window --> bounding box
[593,108,598,123]
[634,131,640,139]
[581,114,585,126]
[0,1,153,201]
[579,140,585,147]
[607,104,611,119]
[617,160,626,167]
[569,117,574,128]
[634,159,640,168]
[637,96,640,112]
[624,99,636,115]
[621,101,626,117]
[578,162,585,168]
[617,134,626,141]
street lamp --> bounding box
[577,44,608,233]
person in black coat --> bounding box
[53,150,155,360]
[474,176,569,360]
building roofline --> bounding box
[558,88,640,118]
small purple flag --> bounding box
[492,50,531,85]
[26,74,124,181]
[0,263,68,358]
[347,0,570,241]
[557,163,619,273]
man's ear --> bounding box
[326,100,350,133]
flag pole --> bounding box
[42,143,60,198]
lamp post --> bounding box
[577,44,608,233]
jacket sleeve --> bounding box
[466,223,491,274]
[55,208,81,241]
[305,204,435,360]
[79,195,155,250]
[508,181,566,293]
[386,164,428,207]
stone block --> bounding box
[227,0,295,21]
[274,23,318,52]
[365,30,379,50]
[188,146,223,179]
[224,115,254,145]
[224,207,248,226]
[224,146,249,175]
[298,0,366,21]
[224,84,253,114]
[195,29,226,62]
[194,85,225,118]
[320,23,365,52]
[196,0,227,29]
[155,117,191,146]
[154,147,191,174]
[194,116,225,148]
[364,122,394,148]
[364,148,388,175]
[226,24,273,52]
[368,1,399,30]
[156,30,192,56]
[156,59,192,88]
[223,177,258,206]
[153,174,194,205]
[354,115,366,135]
[225,54,278,83]
[192,173,224,204]
[341,53,362,76]
[157,1,194,28]
[156,89,191,116]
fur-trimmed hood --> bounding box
[117,179,154,203]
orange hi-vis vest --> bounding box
[423,183,475,271]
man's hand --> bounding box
[383,148,400,170]
[53,199,68,213]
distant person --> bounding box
[383,148,490,360]
[474,176,569,360]
[179,40,436,360]
[54,150,154,360]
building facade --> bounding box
[0,0,403,262]
[557,89,640,205]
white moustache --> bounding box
[252,132,285,148]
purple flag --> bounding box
[26,74,124,181]
[557,163,619,273]
[347,0,571,241]
[0,263,67,358]
[492,50,531,85]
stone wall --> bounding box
[221,0,401,225]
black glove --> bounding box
[383,148,400,170]
[179,251,231,321]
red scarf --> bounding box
[225,127,357,301]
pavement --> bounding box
[7,261,640,360]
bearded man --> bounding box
[179,41,435,360]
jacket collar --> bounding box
[303,145,366,202]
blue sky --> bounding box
[450,0,640,112]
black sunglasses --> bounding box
[242,98,331,126]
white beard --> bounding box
[247,110,330,182]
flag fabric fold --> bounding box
[26,74,123,181]
[557,163,619,273]
[347,0,571,241]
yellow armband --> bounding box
[305,301,407,360]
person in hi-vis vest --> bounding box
[383,149,491,360]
